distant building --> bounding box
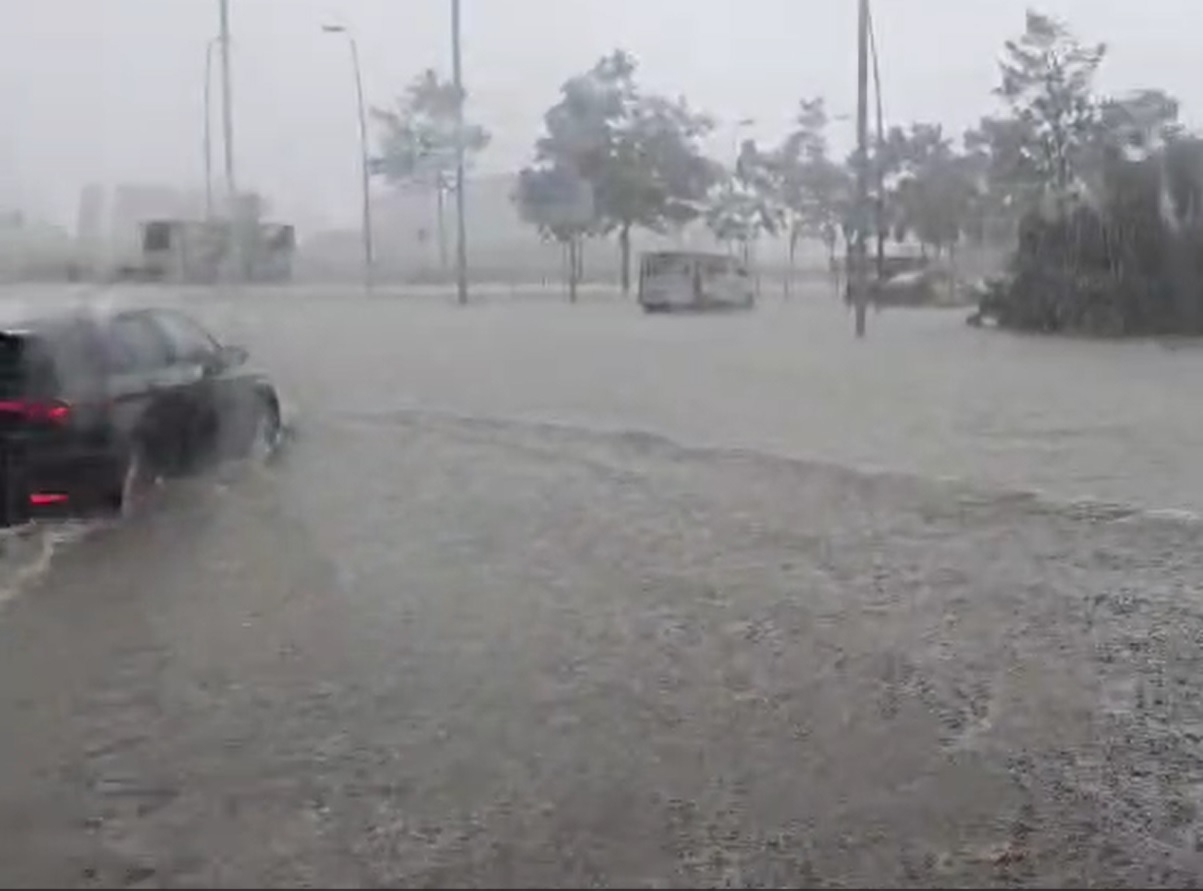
[74,183,273,278]
[300,172,734,284]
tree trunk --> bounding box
[436,186,448,272]
[619,223,632,296]
[828,241,840,299]
[561,239,570,296]
[784,230,798,300]
[576,236,585,283]
[948,241,958,305]
[567,236,579,304]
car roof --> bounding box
[0,293,169,335]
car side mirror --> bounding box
[215,344,249,369]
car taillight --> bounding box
[0,399,71,423]
[29,493,68,506]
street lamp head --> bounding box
[321,24,346,33]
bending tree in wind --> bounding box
[527,50,717,294]
[772,97,851,297]
[704,138,783,268]
[996,9,1105,209]
[370,69,491,272]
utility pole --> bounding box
[451,0,469,305]
[853,0,871,337]
[203,37,218,220]
[218,0,241,281]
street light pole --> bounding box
[730,117,755,165]
[451,0,469,305]
[853,0,871,337]
[203,36,219,220]
[218,0,236,201]
[323,25,375,291]
[218,0,242,282]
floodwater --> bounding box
[4,285,1203,886]
[203,286,1203,515]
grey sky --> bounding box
[1,0,1198,231]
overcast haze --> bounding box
[1,0,1198,231]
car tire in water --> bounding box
[110,441,157,520]
[245,396,282,465]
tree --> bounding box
[1098,88,1183,159]
[887,123,976,258]
[600,92,717,293]
[772,97,851,296]
[996,9,1105,205]
[529,50,717,294]
[513,165,594,301]
[963,115,1037,241]
[704,139,783,266]
[371,69,491,271]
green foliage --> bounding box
[370,69,491,191]
[885,124,977,255]
[704,139,784,252]
[512,165,593,243]
[995,10,1105,202]
[973,10,1203,336]
[771,97,851,260]
[503,6,1203,332]
[984,139,1203,335]
[521,50,718,292]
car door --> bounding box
[146,309,243,462]
[103,311,202,474]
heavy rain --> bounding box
[4,1,1203,887]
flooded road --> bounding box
[198,287,1203,515]
[3,287,1203,886]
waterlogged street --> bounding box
[205,286,1203,514]
[5,287,1203,886]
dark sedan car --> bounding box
[0,303,285,526]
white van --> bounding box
[637,251,756,313]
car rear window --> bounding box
[0,332,60,399]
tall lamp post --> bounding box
[322,24,375,291]
[451,0,469,305]
[217,0,242,281]
[218,0,236,202]
[203,36,220,220]
[729,117,756,267]
[730,116,755,164]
